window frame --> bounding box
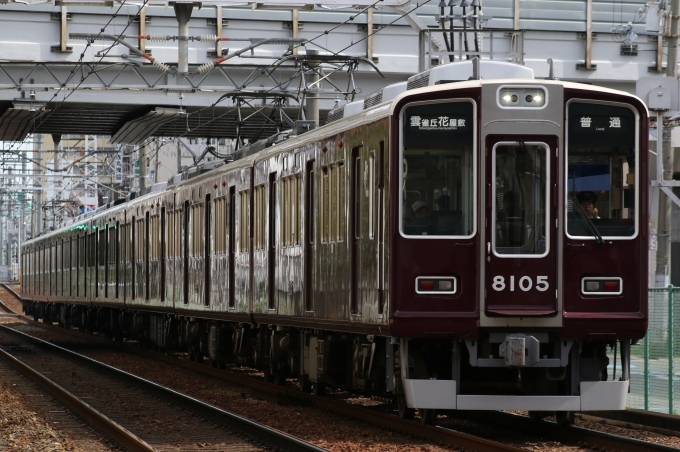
[564,98,640,241]
[491,141,550,259]
[398,98,478,240]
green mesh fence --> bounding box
[608,287,680,413]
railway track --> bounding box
[4,284,678,451]
[0,323,325,452]
[449,410,680,452]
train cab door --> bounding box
[484,136,559,318]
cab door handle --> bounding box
[487,183,491,208]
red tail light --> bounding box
[416,277,457,294]
[581,277,622,295]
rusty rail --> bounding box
[7,318,524,452]
[0,324,327,452]
[0,345,155,452]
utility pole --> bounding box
[307,49,320,127]
[35,134,43,236]
[139,143,148,190]
[177,139,182,173]
[0,203,5,275]
[654,0,680,286]
[53,135,61,228]
[154,142,160,184]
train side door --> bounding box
[304,159,315,312]
[484,136,558,316]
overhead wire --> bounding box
[4,0,433,220]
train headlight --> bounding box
[416,277,456,294]
[498,87,547,109]
[500,90,520,106]
[581,277,623,295]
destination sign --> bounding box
[568,102,636,147]
[407,114,468,131]
[574,115,630,133]
[403,101,474,149]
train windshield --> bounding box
[566,102,638,239]
[400,100,475,238]
[493,142,549,257]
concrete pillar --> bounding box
[306,49,320,127]
[140,143,148,190]
[174,3,194,75]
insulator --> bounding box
[152,58,171,73]
[199,34,218,43]
[148,33,169,42]
[196,62,214,74]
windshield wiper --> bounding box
[571,196,604,244]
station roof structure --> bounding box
[0,0,667,146]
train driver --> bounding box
[411,200,431,226]
[577,191,600,219]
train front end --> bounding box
[389,64,648,414]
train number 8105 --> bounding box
[492,276,549,292]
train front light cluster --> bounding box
[498,87,546,108]
[581,277,622,295]
[415,277,456,295]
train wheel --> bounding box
[299,375,312,392]
[274,371,286,386]
[420,409,437,425]
[529,411,548,421]
[313,381,326,396]
[556,411,574,426]
[397,395,415,420]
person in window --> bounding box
[577,191,600,219]
[412,200,431,226]
[436,187,452,211]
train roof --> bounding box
[23,61,648,246]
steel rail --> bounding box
[6,284,677,451]
[577,413,680,438]
[0,323,326,452]
[1,283,25,301]
[578,409,680,437]
[0,284,21,314]
[0,313,524,451]
[0,342,155,452]
[457,410,680,452]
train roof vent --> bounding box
[381,81,408,102]
[364,91,383,109]
[343,100,364,119]
[168,173,183,185]
[149,182,167,193]
[407,61,534,89]
[407,72,430,90]
[326,108,344,124]
[364,81,408,109]
[183,160,224,181]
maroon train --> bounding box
[21,60,648,421]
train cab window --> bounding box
[566,101,638,239]
[400,100,475,238]
[493,142,549,257]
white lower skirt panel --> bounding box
[580,381,628,411]
[457,395,581,411]
[403,379,457,409]
[402,379,628,411]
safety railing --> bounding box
[418,28,525,72]
[619,286,680,414]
